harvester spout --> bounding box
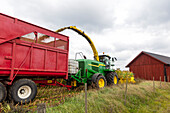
[56,26,99,61]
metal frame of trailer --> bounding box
[0,13,69,86]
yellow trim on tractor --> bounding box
[88,64,105,67]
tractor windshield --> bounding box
[99,55,111,69]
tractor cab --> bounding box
[99,55,116,69]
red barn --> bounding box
[126,51,170,82]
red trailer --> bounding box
[0,13,70,103]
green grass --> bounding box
[46,81,170,113]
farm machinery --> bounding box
[56,26,119,88]
[0,13,134,104]
[56,26,135,87]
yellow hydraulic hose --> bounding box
[56,26,99,61]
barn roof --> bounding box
[126,51,170,67]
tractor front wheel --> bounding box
[94,75,107,88]
[0,82,7,102]
[106,72,118,85]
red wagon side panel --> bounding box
[57,53,67,71]
[46,51,57,70]
[0,43,12,68]
[0,13,69,82]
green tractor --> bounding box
[67,54,118,88]
[56,26,118,88]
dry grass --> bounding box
[0,86,82,112]
[47,80,170,113]
[0,80,169,113]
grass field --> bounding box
[46,80,170,113]
[0,80,170,113]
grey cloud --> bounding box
[126,0,170,27]
[148,37,170,53]
[8,0,115,33]
[113,37,170,54]
[2,0,170,70]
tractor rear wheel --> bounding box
[106,72,118,85]
[0,82,7,102]
[9,79,37,104]
[94,75,107,88]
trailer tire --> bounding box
[0,82,7,103]
[106,72,118,85]
[94,75,107,88]
[9,79,37,104]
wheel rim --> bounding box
[18,85,31,99]
[114,76,117,84]
[98,78,105,88]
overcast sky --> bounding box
[1,0,170,70]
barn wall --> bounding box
[129,54,165,81]
[130,64,164,81]
[130,54,161,66]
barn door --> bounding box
[164,65,167,82]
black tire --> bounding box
[0,82,7,102]
[9,79,37,104]
[94,75,107,88]
[106,72,118,85]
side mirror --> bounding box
[83,55,87,59]
[115,57,117,61]
[111,64,114,66]
[112,57,117,61]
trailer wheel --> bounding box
[0,82,7,102]
[106,72,118,85]
[9,79,37,104]
[95,75,107,88]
